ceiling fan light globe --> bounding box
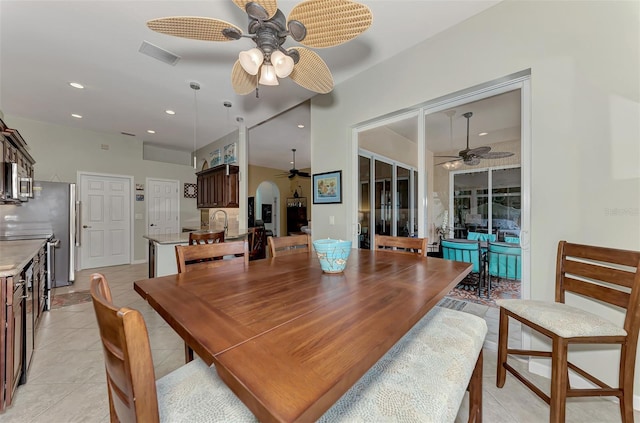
[259,64,279,86]
[239,48,263,75]
[271,51,294,78]
[442,161,462,170]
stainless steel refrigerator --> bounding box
[0,181,77,287]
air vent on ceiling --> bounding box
[139,40,181,66]
[120,131,136,137]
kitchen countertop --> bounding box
[0,239,48,277]
[143,232,247,245]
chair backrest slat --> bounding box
[176,240,249,273]
[563,276,630,309]
[374,235,427,257]
[268,234,311,257]
[564,260,636,289]
[90,273,160,422]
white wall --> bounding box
[5,115,200,262]
[311,0,639,398]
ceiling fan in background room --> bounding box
[146,0,373,95]
[435,111,514,167]
[280,148,311,178]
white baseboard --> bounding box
[131,259,146,265]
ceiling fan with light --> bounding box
[435,111,514,167]
[146,0,373,95]
[281,148,310,179]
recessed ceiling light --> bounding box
[165,110,176,115]
[478,132,488,136]
[71,113,82,119]
[69,82,84,89]
[297,124,305,128]
[147,130,156,134]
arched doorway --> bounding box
[256,181,280,236]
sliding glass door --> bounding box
[451,166,521,240]
[359,152,417,249]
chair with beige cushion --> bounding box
[496,240,640,422]
[374,234,428,256]
[89,273,255,422]
[267,233,311,257]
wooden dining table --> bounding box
[134,249,472,423]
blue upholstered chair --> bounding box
[487,242,521,298]
[504,236,520,244]
[467,231,497,242]
[441,239,484,296]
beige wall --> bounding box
[248,164,312,235]
[5,115,200,262]
[311,0,639,395]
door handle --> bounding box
[82,225,92,229]
[150,223,156,226]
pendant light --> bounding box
[190,81,200,169]
[441,110,462,170]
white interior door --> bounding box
[79,173,132,269]
[146,178,180,235]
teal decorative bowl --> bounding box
[312,239,352,273]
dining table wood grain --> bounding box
[134,249,472,422]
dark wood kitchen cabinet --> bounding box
[1,242,46,412]
[196,164,239,208]
[286,197,308,234]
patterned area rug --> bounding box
[446,272,520,308]
[437,296,489,318]
[50,290,92,309]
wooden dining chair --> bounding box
[176,240,249,362]
[248,226,266,260]
[374,235,428,256]
[175,240,248,273]
[496,241,640,423]
[189,230,224,245]
[89,273,254,422]
[267,234,311,258]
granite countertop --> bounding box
[0,239,48,277]
[143,232,247,245]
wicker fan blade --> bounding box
[434,155,463,159]
[288,0,372,48]
[233,0,279,20]
[466,146,491,156]
[465,157,481,166]
[147,17,242,42]
[288,47,333,94]
[231,60,258,95]
[297,171,311,178]
[477,151,514,159]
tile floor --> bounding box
[2,263,637,422]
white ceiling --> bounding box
[0,0,501,171]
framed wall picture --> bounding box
[183,183,197,198]
[224,142,237,164]
[135,194,144,201]
[211,149,222,166]
[135,183,144,191]
[313,170,342,204]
